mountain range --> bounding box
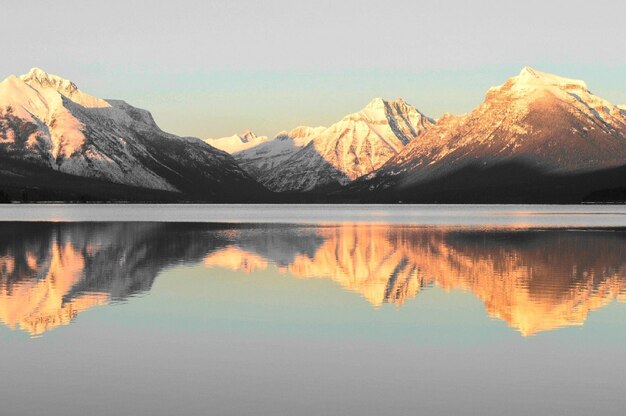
[347,67,626,202]
[230,98,433,192]
[0,67,624,202]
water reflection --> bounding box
[1,222,625,336]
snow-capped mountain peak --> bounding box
[365,97,386,109]
[475,67,624,140]
[20,67,78,95]
[364,97,409,110]
[18,67,110,109]
[487,67,590,102]
[515,66,588,90]
[337,98,432,149]
[350,98,413,123]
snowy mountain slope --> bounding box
[261,98,433,192]
[358,67,626,194]
[231,126,325,183]
[0,68,266,200]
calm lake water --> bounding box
[1,205,626,415]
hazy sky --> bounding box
[2,0,625,137]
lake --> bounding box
[1,205,626,415]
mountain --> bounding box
[203,129,269,154]
[230,125,325,184]
[258,98,433,192]
[2,66,624,203]
[0,68,266,201]
[350,67,626,202]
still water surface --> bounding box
[1,205,626,415]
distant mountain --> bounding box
[0,68,266,201]
[259,98,433,192]
[203,129,270,154]
[348,67,626,202]
[231,126,326,185]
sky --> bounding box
[1,0,625,138]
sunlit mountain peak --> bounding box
[365,97,386,109]
[21,67,78,96]
[514,66,588,91]
[18,67,111,109]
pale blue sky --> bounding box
[2,0,624,137]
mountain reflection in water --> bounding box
[1,222,625,336]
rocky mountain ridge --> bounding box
[222,98,433,192]
[1,66,625,202]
